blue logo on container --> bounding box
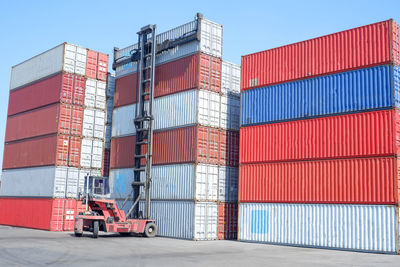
[250,210,268,234]
[115,174,127,194]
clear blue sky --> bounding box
[0,0,399,168]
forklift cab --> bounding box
[81,175,110,200]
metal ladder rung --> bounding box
[134,167,146,172]
[136,141,149,145]
[132,181,145,186]
[136,128,148,132]
[143,79,151,83]
[142,91,151,96]
[134,155,146,158]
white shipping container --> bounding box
[221,61,241,96]
[83,108,106,139]
[239,203,398,253]
[106,73,115,97]
[115,18,222,78]
[80,138,104,169]
[85,79,107,110]
[218,166,238,202]
[10,43,87,90]
[114,200,218,240]
[220,94,240,130]
[109,164,218,201]
[112,89,240,137]
[0,166,81,198]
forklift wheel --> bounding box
[92,221,99,238]
[144,222,157,238]
[74,232,82,237]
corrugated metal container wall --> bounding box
[0,198,78,231]
[127,200,217,240]
[0,166,83,198]
[82,109,106,139]
[238,203,397,253]
[110,126,236,168]
[86,50,108,81]
[109,164,218,201]
[241,20,400,91]
[241,65,399,126]
[218,203,238,240]
[80,138,103,169]
[102,149,110,177]
[221,61,241,96]
[114,53,221,108]
[239,157,396,204]
[7,73,85,116]
[240,110,397,164]
[5,103,83,142]
[112,90,238,138]
[3,134,80,169]
[115,18,222,77]
[218,166,238,202]
[10,43,87,90]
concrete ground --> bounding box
[0,226,398,267]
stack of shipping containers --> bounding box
[239,20,400,253]
[110,16,241,240]
[0,43,108,231]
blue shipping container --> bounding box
[241,65,400,126]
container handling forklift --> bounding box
[74,14,204,238]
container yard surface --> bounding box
[0,226,398,267]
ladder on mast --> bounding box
[124,24,157,219]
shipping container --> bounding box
[7,72,85,116]
[84,79,106,110]
[82,108,105,139]
[110,126,238,168]
[0,198,81,231]
[106,73,115,98]
[86,50,109,81]
[115,18,222,77]
[112,90,240,138]
[241,20,400,90]
[0,166,83,198]
[80,138,103,169]
[110,164,219,201]
[239,157,397,204]
[115,200,218,240]
[3,134,81,169]
[114,53,221,107]
[218,203,238,240]
[221,61,241,96]
[241,65,400,126]
[218,166,238,202]
[238,203,398,253]
[10,43,88,90]
[240,109,398,164]
[5,103,83,142]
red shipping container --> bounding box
[3,134,81,169]
[239,157,397,204]
[220,131,240,167]
[110,126,237,169]
[86,50,109,81]
[102,149,110,177]
[218,203,238,240]
[241,20,400,90]
[0,198,83,231]
[5,103,83,142]
[240,110,398,164]
[7,73,85,116]
[114,53,222,107]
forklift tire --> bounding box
[92,221,99,239]
[74,232,82,237]
[144,222,157,238]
